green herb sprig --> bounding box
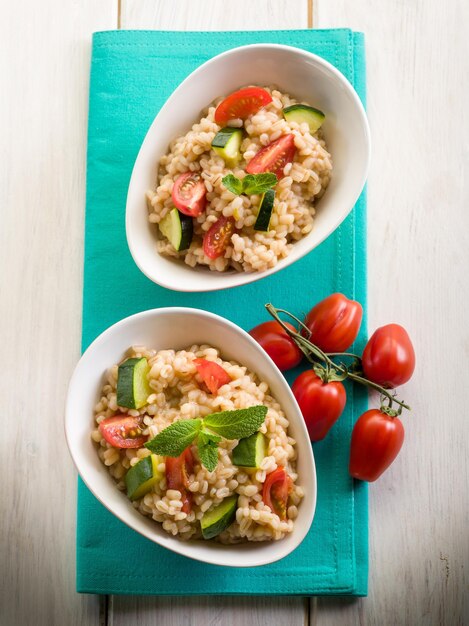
[222,173,277,196]
[145,405,268,472]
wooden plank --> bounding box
[313,1,469,624]
[110,596,309,626]
[0,1,116,625]
[120,0,307,30]
[307,0,313,29]
[114,6,309,626]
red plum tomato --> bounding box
[362,324,415,388]
[249,321,302,371]
[349,409,405,481]
[304,293,363,353]
[292,370,346,441]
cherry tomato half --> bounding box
[246,134,296,179]
[349,409,405,481]
[362,324,415,388]
[292,370,346,441]
[214,87,273,125]
[304,293,363,353]
[262,467,292,520]
[166,447,194,514]
[193,358,232,395]
[249,321,302,371]
[99,415,148,449]
[203,216,236,259]
[172,172,207,217]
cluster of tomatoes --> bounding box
[249,293,416,482]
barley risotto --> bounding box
[146,86,332,273]
[92,344,304,543]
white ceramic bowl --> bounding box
[66,307,316,567]
[126,43,370,292]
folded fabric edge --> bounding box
[90,28,361,42]
[76,580,363,597]
[351,30,369,597]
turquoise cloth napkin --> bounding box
[77,28,368,596]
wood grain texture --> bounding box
[120,0,307,30]
[3,0,468,625]
[0,1,116,625]
[110,596,309,626]
[314,1,469,624]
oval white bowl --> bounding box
[65,308,316,567]
[126,43,370,292]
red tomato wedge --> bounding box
[246,134,296,179]
[193,358,232,395]
[263,467,292,520]
[99,415,148,449]
[165,447,194,514]
[203,216,236,259]
[214,87,273,125]
[172,172,207,217]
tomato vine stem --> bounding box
[265,303,411,413]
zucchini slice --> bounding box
[254,189,275,231]
[117,357,151,410]
[159,208,193,251]
[283,104,325,133]
[232,432,266,469]
[125,454,163,501]
[201,495,238,539]
[211,127,243,167]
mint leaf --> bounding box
[200,428,222,444]
[242,173,278,195]
[222,173,278,196]
[197,430,220,472]
[198,443,218,472]
[222,174,243,195]
[203,406,268,440]
[145,419,202,456]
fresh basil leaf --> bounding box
[197,431,219,472]
[242,173,278,195]
[202,406,268,440]
[145,418,202,456]
[222,174,243,195]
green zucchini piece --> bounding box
[211,127,243,167]
[232,432,266,469]
[201,495,238,539]
[283,104,325,133]
[159,208,193,251]
[254,189,275,231]
[117,357,151,409]
[125,454,163,501]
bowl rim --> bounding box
[125,43,371,293]
[65,306,317,567]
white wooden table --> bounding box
[2,1,468,624]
